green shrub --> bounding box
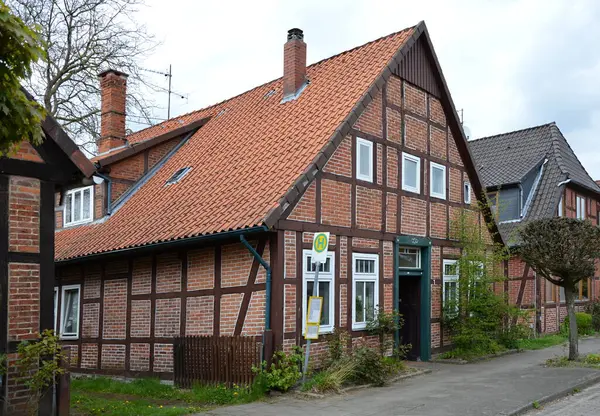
[326,328,351,365]
[584,353,600,365]
[253,348,302,392]
[563,313,593,336]
[366,309,403,356]
[302,358,356,393]
[585,301,600,332]
[351,346,387,386]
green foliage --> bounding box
[71,376,266,415]
[443,209,525,359]
[0,1,46,155]
[563,313,593,336]
[584,353,600,365]
[301,358,357,393]
[253,348,302,392]
[366,309,404,356]
[350,345,387,387]
[15,330,66,413]
[584,300,600,332]
[532,401,541,409]
[326,327,351,365]
[517,335,567,351]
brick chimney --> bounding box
[98,69,128,154]
[283,28,307,100]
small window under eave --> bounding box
[165,167,192,186]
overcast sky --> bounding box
[135,0,600,179]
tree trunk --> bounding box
[564,286,579,361]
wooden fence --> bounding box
[173,335,262,388]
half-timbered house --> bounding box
[53,21,501,378]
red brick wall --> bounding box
[56,237,271,377]
[9,177,40,253]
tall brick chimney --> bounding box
[98,69,128,154]
[283,28,307,100]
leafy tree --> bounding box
[0,0,46,155]
[443,208,525,359]
[519,218,600,360]
[9,0,158,154]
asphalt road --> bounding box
[525,382,600,416]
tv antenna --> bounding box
[141,65,188,119]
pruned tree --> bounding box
[519,217,600,360]
[0,0,46,155]
[8,0,159,155]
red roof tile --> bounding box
[56,26,416,261]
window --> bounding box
[60,285,81,339]
[430,162,447,200]
[402,152,421,194]
[64,186,93,226]
[356,137,373,182]
[166,167,192,186]
[464,182,472,204]
[559,287,565,303]
[557,196,563,217]
[577,279,590,301]
[303,250,335,334]
[443,260,459,310]
[576,196,586,219]
[398,247,420,269]
[545,281,556,303]
[352,254,379,330]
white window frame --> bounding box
[302,250,335,334]
[464,181,472,204]
[442,259,459,310]
[430,162,447,200]
[398,247,421,269]
[352,253,379,330]
[402,152,421,194]
[59,284,81,340]
[64,186,94,226]
[356,137,374,182]
[54,287,58,332]
[576,196,586,220]
[557,196,563,217]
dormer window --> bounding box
[64,186,94,226]
[166,167,192,186]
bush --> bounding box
[253,348,302,392]
[351,346,387,386]
[584,353,600,365]
[326,328,351,366]
[301,358,356,393]
[366,309,403,356]
[585,301,600,332]
[563,313,593,336]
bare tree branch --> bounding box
[9,0,160,154]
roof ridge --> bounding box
[469,121,556,143]
[549,124,600,192]
[125,26,417,142]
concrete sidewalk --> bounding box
[201,337,600,416]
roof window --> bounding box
[166,167,192,186]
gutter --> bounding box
[56,225,268,265]
[239,235,272,331]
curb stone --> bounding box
[295,368,431,399]
[505,371,600,416]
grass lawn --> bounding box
[517,335,568,350]
[71,377,265,416]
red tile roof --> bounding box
[56,26,416,261]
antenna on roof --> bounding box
[141,65,188,120]
[458,108,471,139]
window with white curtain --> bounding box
[64,186,94,226]
[60,285,81,339]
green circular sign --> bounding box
[313,234,328,253]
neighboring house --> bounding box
[0,93,94,415]
[53,21,500,379]
[469,122,600,333]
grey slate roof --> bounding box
[468,122,600,245]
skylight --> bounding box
[165,167,192,186]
